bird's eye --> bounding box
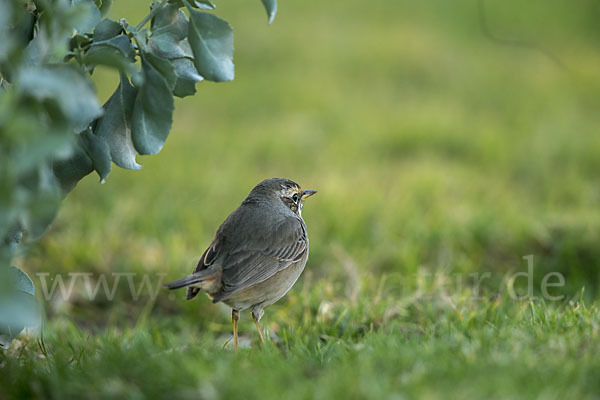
[292,193,299,202]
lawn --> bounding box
[2,0,600,398]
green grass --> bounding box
[3,0,600,398]
[3,294,600,399]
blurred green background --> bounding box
[5,0,600,398]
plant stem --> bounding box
[134,0,169,32]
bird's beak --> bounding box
[301,190,317,200]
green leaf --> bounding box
[22,0,97,64]
[85,35,136,73]
[13,128,75,175]
[22,34,49,67]
[79,128,112,182]
[0,267,40,349]
[52,146,94,193]
[11,11,37,49]
[148,4,193,59]
[99,0,113,16]
[91,35,135,58]
[185,6,234,82]
[0,1,10,60]
[20,164,62,239]
[168,0,215,10]
[152,4,188,38]
[94,74,142,170]
[193,0,216,10]
[0,7,17,71]
[17,65,103,131]
[71,33,93,50]
[172,57,203,98]
[145,52,177,90]
[8,266,35,296]
[131,71,145,88]
[147,4,197,95]
[131,55,175,155]
[261,0,277,24]
[149,36,193,60]
[71,0,102,34]
[93,18,123,41]
[2,228,23,265]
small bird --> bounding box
[165,178,316,350]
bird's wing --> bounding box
[186,238,220,300]
[214,216,308,302]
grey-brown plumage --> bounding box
[165,178,316,349]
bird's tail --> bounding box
[164,269,217,291]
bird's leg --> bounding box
[232,309,240,352]
[252,308,265,345]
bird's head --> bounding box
[246,178,317,216]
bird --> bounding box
[164,178,317,350]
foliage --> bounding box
[0,0,276,347]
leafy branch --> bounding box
[0,0,277,348]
